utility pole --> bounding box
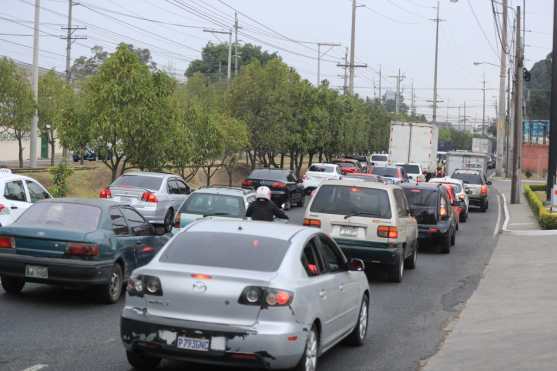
[316,42,341,86]
[482,74,487,136]
[463,101,467,132]
[349,0,357,95]
[234,12,239,75]
[431,0,443,123]
[30,0,40,168]
[377,65,382,103]
[62,1,86,84]
[411,80,416,117]
[496,0,508,177]
[458,105,462,130]
[338,47,365,95]
[340,47,349,95]
[511,6,523,204]
[547,0,557,200]
[389,69,406,114]
[203,29,233,81]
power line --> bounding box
[466,0,500,61]
[381,0,429,20]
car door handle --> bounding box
[10,206,18,210]
[319,290,327,299]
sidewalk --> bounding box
[422,179,557,371]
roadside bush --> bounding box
[523,184,557,229]
[49,162,74,197]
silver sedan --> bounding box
[120,218,370,371]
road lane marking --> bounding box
[501,193,510,232]
[493,193,502,237]
[22,365,48,371]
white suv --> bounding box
[0,169,52,227]
[302,163,343,194]
[303,177,418,282]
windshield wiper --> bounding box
[344,211,380,219]
[204,212,233,217]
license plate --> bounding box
[176,336,210,352]
[25,265,48,279]
[115,196,132,202]
[339,226,358,237]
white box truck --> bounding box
[472,138,492,154]
[388,121,439,177]
[446,151,490,176]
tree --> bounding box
[84,44,155,180]
[219,114,249,186]
[57,89,92,165]
[525,53,551,120]
[0,58,35,168]
[38,70,72,165]
[71,44,156,81]
[186,42,279,80]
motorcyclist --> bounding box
[246,186,289,222]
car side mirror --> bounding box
[349,258,365,272]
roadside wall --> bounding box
[522,144,548,175]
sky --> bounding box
[0,0,553,128]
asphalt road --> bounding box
[0,191,500,371]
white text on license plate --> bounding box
[340,227,358,237]
[177,336,210,352]
[25,265,48,279]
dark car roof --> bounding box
[41,198,126,210]
[250,168,291,174]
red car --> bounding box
[442,184,462,230]
[331,159,362,174]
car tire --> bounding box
[481,201,488,212]
[99,264,123,304]
[451,230,456,246]
[1,275,25,295]
[163,209,174,233]
[440,232,452,254]
[345,294,369,346]
[390,251,404,283]
[460,211,468,223]
[405,245,417,270]
[294,324,319,371]
[126,350,161,371]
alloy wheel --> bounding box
[359,299,368,340]
[109,270,121,300]
[304,329,318,371]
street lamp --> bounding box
[473,61,499,68]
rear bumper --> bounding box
[0,215,16,228]
[468,196,488,207]
[121,308,305,369]
[134,206,165,224]
[0,253,113,285]
[334,238,403,266]
[417,223,451,243]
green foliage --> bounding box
[38,70,72,165]
[0,57,35,168]
[439,127,473,151]
[48,162,74,197]
[186,42,279,80]
[524,184,557,230]
[525,54,551,120]
[57,87,92,164]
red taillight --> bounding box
[242,179,254,187]
[303,218,321,228]
[239,286,294,307]
[271,182,287,190]
[191,273,212,280]
[439,206,448,219]
[174,213,181,228]
[0,236,14,249]
[0,203,9,215]
[480,185,489,196]
[141,192,158,203]
[99,188,112,199]
[377,225,398,239]
[67,243,99,257]
[429,227,440,234]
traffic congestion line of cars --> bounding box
[0,159,492,371]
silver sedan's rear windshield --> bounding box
[160,232,290,272]
[311,185,392,219]
[111,175,162,190]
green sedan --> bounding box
[0,198,169,304]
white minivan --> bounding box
[0,169,52,227]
